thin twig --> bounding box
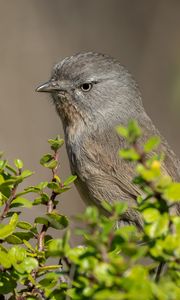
[37,149,59,251]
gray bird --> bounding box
[36,52,180,229]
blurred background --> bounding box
[0,0,180,243]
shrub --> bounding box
[0,121,179,299]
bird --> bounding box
[36,52,180,229]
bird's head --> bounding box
[36,52,142,131]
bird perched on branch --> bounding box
[36,52,180,229]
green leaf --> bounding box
[35,181,48,190]
[84,206,99,222]
[163,182,180,201]
[144,213,169,238]
[47,181,60,189]
[40,153,53,164]
[0,213,18,239]
[63,175,77,186]
[46,213,69,230]
[116,126,128,138]
[38,265,60,272]
[119,148,140,161]
[33,197,42,205]
[5,234,22,244]
[128,119,141,136]
[0,249,12,268]
[142,208,160,223]
[21,169,34,179]
[136,164,160,181]
[38,272,58,288]
[15,188,36,197]
[156,175,172,190]
[47,182,61,193]
[0,174,5,184]
[14,231,34,241]
[8,245,26,264]
[119,120,142,144]
[40,154,58,169]
[0,178,17,187]
[114,202,128,215]
[0,160,7,171]
[21,257,38,273]
[10,214,19,226]
[144,136,160,153]
[0,273,16,294]
[35,216,49,226]
[6,163,17,174]
[17,221,32,230]
[14,158,23,169]
[48,136,64,151]
[23,240,34,251]
[47,239,64,256]
[10,197,32,208]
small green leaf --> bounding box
[0,250,12,268]
[0,174,5,184]
[33,197,42,205]
[47,182,61,193]
[35,216,49,226]
[163,182,180,201]
[116,126,128,138]
[22,257,38,273]
[6,163,17,174]
[21,169,34,179]
[48,136,64,151]
[36,181,48,190]
[38,265,60,272]
[10,197,32,208]
[0,213,18,239]
[0,160,7,171]
[0,178,17,187]
[5,234,22,244]
[142,208,160,223]
[144,213,169,238]
[23,240,34,251]
[40,153,53,164]
[119,148,140,161]
[114,202,128,215]
[136,164,160,181]
[47,239,64,256]
[8,245,26,264]
[14,231,34,241]
[116,121,141,143]
[84,206,99,222]
[128,120,141,134]
[14,158,23,169]
[0,273,16,294]
[17,221,32,230]
[40,154,58,169]
[144,136,160,153]
[38,272,58,288]
[64,175,77,186]
[46,213,69,230]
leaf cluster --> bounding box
[0,126,179,299]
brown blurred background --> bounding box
[0,0,180,243]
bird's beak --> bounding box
[36,81,57,93]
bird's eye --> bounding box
[80,83,92,92]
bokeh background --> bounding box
[0,0,180,243]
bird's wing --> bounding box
[80,130,142,205]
